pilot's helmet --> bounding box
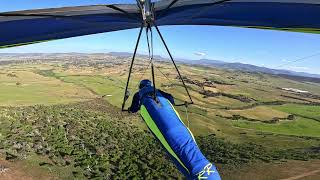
[139,79,152,89]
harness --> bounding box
[139,86,160,105]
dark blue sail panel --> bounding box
[0,5,141,48]
[0,1,320,48]
[155,0,320,33]
[1,15,140,47]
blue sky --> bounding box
[1,0,320,74]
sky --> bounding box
[1,0,320,74]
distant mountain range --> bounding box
[1,52,320,80]
[107,52,320,79]
[108,52,164,60]
[182,58,320,79]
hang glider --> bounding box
[1,2,319,179]
[0,0,320,48]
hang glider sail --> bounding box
[1,1,319,179]
[155,0,320,33]
[0,0,320,48]
[0,5,141,48]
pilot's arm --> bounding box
[128,92,141,113]
[159,90,175,105]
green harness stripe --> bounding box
[140,105,190,174]
[168,101,197,143]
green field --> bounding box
[0,70,95,106]
[273,104,320,120]
[232,117,320,137]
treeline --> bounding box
[0,101,180,179]
[197,134,320,167]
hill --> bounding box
[0,53,319,179]
[1,52,320,80]
[184,59,320,80]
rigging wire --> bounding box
[156,0,180,18]
[129,58,190,104]
[179,0,231,24]
[274,51,320,69]
[154,23,194,105]
[155,65,171,82]
[121,25,144,111]
[184,104,190,128]
[122,0,194,109]
[145,24,157,99]
[0,4,140,25]
[134,58,153,89]
[136,0,142,10]
[0,4,140,21]
[106,4,141,21]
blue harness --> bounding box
[139,86,221,180]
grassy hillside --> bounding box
[232,117,320,137]
[0,68,95,106]
[1,100,319,179]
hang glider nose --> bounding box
[1,0,320,48]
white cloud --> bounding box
[281,59,291,62]
[194,52,207,57]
